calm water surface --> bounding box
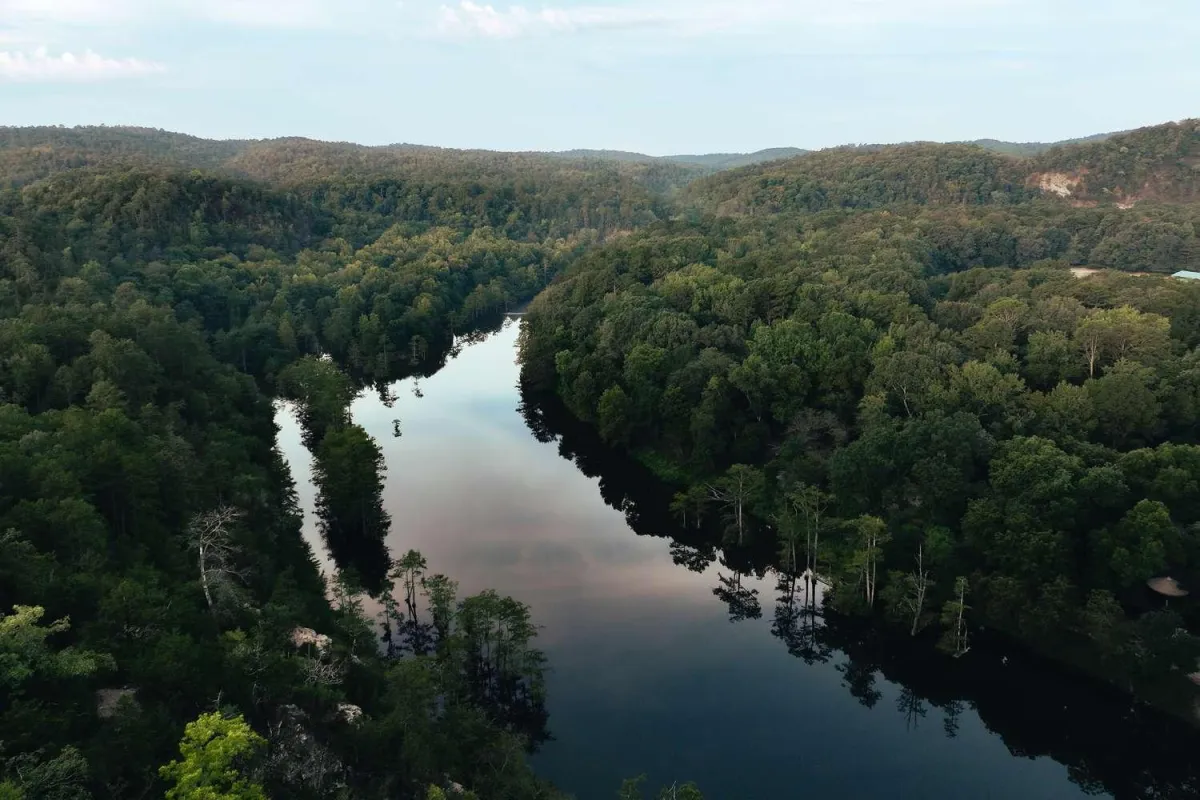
[277,319,1197,800]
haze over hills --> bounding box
[550,147,811,169]
[0,124,1134,188]
[966,131,1123,157]
[547,134,1127,168]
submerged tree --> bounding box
[707,465,763,546]
[939,577,971,657]
[881,531,946,636]
[670,485,709,531]
[784,482,830,579]
[773,503,804,577]
[849,515,890,609]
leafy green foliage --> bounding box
[159,712,267,800]
[4,117,1200,797]
[522,125,1200,697]
[1,606,110,690]
[0,127,637,799]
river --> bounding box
[276,317,1199,800]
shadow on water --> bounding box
[518,381,1200,800]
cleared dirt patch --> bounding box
[1070,267,1153,278]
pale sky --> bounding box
[0,0,1195,154]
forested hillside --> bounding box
[685,119,1200,213]
[0,134,660,798]
[4,117,1200,798]
[521,119,1200,711]
[968,130,1120,157]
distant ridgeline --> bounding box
[2,119,1200,799]
[521,119,1200,715]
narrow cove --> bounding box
[276,317,1198,800]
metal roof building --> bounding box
[1172,270,1200,280]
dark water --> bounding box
[277,318,1200,800]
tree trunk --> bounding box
[735,496,744,545]
[956,584,967,655]
[911,544,927,637]
[198,547,214,611]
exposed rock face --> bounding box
[1034,171,1084,197]
[95,687,137,719]
[336,703,364,724]
[290,626,332,652]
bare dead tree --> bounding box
[302,656,345,687]
[707,466,760,546]
[187,506,247,614]
[266,705,346,795]
[907,543,933,636]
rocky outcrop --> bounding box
[290,626,331,652]
[95,687,137,719]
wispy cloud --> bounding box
[436,2,659,38]
[434,0,1018,39]
[0,47,165,82]
[0,0,378,32]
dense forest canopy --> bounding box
[2,118,1200,799]
[520,118,1200,718]
[0,126,657,799]
[684,120,1200,214]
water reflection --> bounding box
[277,320,1200,800]
[520,352,1200,800]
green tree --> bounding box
[597,384,633,445]
[1086,360,1163,447]
[1074,306,1171,378]
[159,712,267,800]
[848,515,890,609]
[1,605,109,690]
[1024,330,1081,389]
[1095,500,1183,589]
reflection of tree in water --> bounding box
[349,309,512,389]
[816,611,1200,799]
[313,313,515,597]
[941,700,963,739]
[771,574,832,666]
[518,382,1200,800]
[713,570,761,623]
[670,542,716,574]
[896,687,928,732]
